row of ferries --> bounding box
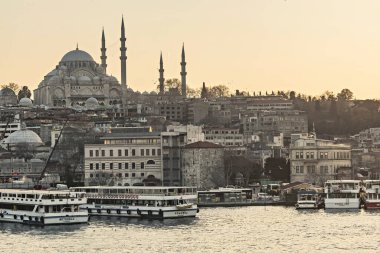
[296,180,380,210]
[0,186,198,226]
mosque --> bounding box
[33,18,128,109]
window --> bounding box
[158,149,161,156]
[118,163,122,169]
[90,174,93,178]
[310,152,314,159]
[89,150,93,157]
[296,166,300,173]
[118,150,122,156]
[109,150,113,157]
[124,149,128,156]
[110,163,113,170]
[306,152,309,159]
[296,152,299,159]
[152,149,156,156]
[132,173,136,177]
[141,149,144,156]
[146,149,150,156]
[101,150,105,157]
[141,173,145,177]
[125,163,129,169]
[118,173,122,178]
[141,162,144,169]
[132,163,136,169]
[147,160,155,165]
[95,163,99,170]
[300,152,303,159]
[95,150,99,157]
[300,166,304,174]
[125,173,129,177]
[89,163,93,170]
[132,149,136,156]
[102,163,105,170]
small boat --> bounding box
[71,186,198,219]
[295,190,323,210]
[0,189,88,225]
[363,180,380,210]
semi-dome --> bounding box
[78,75,92,85]
[48,75,61,85]
[60,48,94,62]
[19,97,33,107]
[0,87,16,96]
[85,97,99,110]
[4,128,43,146]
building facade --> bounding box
[290,135,352,185]
[84,132,162,186]
[204,127,243,147]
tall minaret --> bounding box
[159,52,165,94]
[100,28,107,73]
[120,16,127,87]
[180,43,187,97]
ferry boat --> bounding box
[324,180,364,210]
[0,189,88,225]
[197,188,253,207]
[71,186,198,219]
[363,180,380,210]
[295,190,324,210]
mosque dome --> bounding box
[150,91,157,95]
[93,76,101,84]
[85,97,99,110]
[48,75,61,85]
[78,75,92,85]
[60,48,94,62]
[4,128,43,146]
[46,69,58,77]
[19,97,33,107]
[109,76,118,84]
[142,91,149,95]
[0,87,16,96]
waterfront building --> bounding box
[84,129,162,186]
[290,134,352,185]
[182,141,225,189]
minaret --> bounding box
[180,43,187,97]
[201,82,208,99]
[120,16,127,87]
[100,28,107,73]
[159,52,165,94]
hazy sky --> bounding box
[1,0,380,98]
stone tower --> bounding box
[100,28,107,73]
[159,52,165,94]
[120,16,127,87]
[180,43,187,97]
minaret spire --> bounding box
[180,43,187,97]
[159,52,165,94]
[120,16,127,87]
[100,27,107,73]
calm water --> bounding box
[1,207,379,253]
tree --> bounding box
[289,91,296,100]
[156,78,182,94]
[18,86,32,100]
[208,85,230,98]
[1,83,20,92]
[264,158,290,182]
[187,87,201,98]
[337,88,354,101]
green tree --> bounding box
[208,85,230,98]
[1,82,20,92]
[337,88,354,101]
[18,86,32,100]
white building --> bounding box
[290,135,352,185]
[84,132,162,186]
[358,128,380,148]
[204,127,243,147]
[166,124,204,144]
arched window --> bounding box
[147,160,155,165]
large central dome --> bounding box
[61,48,94,62]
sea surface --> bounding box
[0,206,379,253]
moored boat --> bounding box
[295,190,323,210]
[71,186,198,219]
[324,180,364,210]
[197,188,253,207]
[0,189,88,225]
[363,180,380,210]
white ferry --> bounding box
[197,188,253,207]
[324,180,364,210]
[295,190,324,210]
[363,180,380,210]
[71,186,198,219]
[0,189,88,225]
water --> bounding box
[1,206,379,253]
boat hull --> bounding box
[364,201,380,209]
[0,210,89,225]
[81,204,198,219]
[324,198,360,209]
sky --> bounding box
[1,0,380,99]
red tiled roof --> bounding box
[184,141,224,149]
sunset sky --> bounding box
[1,0,380,98]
